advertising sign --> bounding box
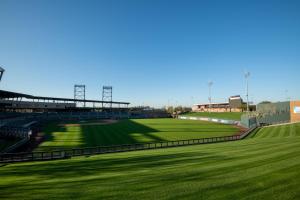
[294,107,300,114]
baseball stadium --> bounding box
[1,1,300,200]
[1,66,300,200]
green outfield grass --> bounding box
[1,123,300,200]
[37,118,239,151]
[251,122,300,139]
[182,112,243,120]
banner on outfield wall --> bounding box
[294,107,300,114]
[178,116,239,125]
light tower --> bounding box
[102,86,113,108]
[190,96,194,107]
[74,84,86,107]
[0,67,5,82]
[208,81,213,113]
[244,71,250,112]
[285,89,291,101]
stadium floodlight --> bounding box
[74,84,86,107]
[285,89,291,101]
[208,81,213,113]
[190,96,194,107]
[102,86,113,108]
[244,71,250,112]
[0,66,5,82]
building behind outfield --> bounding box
[192,95,255,112]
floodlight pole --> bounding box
[208,81,213,113]
[244,72,250,112]
[285,89,290,101]
[0,67,5,82]
[102,86,113,109]
[0,67,4,126]
[74,84,86,107]
[191,96,194,107]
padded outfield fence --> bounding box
[0,127,256,163]
[178,116,240,125]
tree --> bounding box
[166,106,174,114]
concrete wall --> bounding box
[241,114,258,128]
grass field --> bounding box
[1,123,300,200]
[182,112,243,120]
[37,118,240,151]
[250,122,300,139]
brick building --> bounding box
[192,95,252,112]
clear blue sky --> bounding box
[0,0,299,107]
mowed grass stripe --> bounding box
[268,126,280,138]
[288,124,296,137]
[106,124,130,145]
[296,123,300,136]
[119,122,137,144]
[253,122,300,139]
[171,141,300,174]
[255,127,269,138]
[86,126,99,146]
[283,124,291,137]
[100,125,115,146]
[271,125,282,138]
[208,161,300,200]
[1,136,300,200]
[37,119,239,151]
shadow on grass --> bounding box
[37,119,239,150]
[38,119,164,150]
[79,119,164,147]
[1,148,300,200]
[1,151,223,178]
[41,122,67,143]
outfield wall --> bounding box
[241,115,258,128]
[253,101,300,125]
[178,116,240,125]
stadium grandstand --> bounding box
[0,68,170,153]
[0,88,131,152]
[0,89,130,112]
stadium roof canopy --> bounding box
[0,89,130,105]
[0,90,32,99]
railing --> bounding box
[1,137,30,153]
[0,129,257,163]
[239,126,257,139]
[0,126,31,139]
